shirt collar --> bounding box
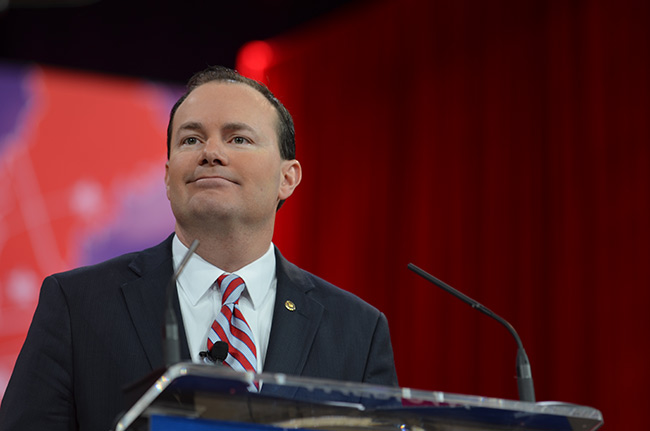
[172,234,276,309]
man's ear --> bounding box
[278,159,302,200]
[164,160,171,201]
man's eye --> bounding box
[232,136,250,145]
[183,137,199,145]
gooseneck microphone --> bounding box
[407,263,536,402]
[200,340,229,365]
[163,239,200,367]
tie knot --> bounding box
[217,273,246,306]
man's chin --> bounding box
[172,201,237,223]
[192,205,238,221]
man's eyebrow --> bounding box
[177,121,205,133]
[221,122,257,134]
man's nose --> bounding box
[201,139,228,166]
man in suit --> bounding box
[0,66,398,431]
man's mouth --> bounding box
[190,175,237,185]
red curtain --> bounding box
[239,0,649,429]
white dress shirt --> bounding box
[172,235,277,370]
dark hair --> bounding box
[166,66,295,161]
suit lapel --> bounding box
[119,241,323,394]
[262,249,323,397]
[120,235,175,370]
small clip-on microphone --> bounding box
[200,340,229,365]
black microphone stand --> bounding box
[408,263,536,402]
[164,239,200,367]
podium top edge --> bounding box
[115,362,603,431]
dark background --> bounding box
[0,0,360,83]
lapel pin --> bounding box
[284,300,296,312]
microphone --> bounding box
[199,340,229,365]
[407,263,536,402]
[163,239,200,367]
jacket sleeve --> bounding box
[362,311,399,387]
[0,275,77,431]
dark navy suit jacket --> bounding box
[0,235,398,430]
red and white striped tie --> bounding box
[207,273,258,375]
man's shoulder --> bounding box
[275,249,381,316]
[48,235,174,286]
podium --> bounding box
[115,363,603,431]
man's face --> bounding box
[165,81,300,229]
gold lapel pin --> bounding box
[284,300,296,311]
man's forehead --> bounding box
[174,81,278,126]
[188,81,273,109]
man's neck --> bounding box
[174,224,273,272]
